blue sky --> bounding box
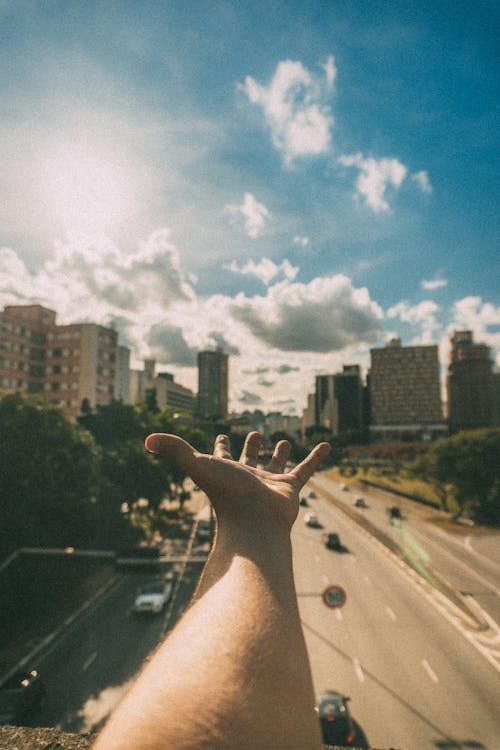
[1,0,499,413]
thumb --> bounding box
[145,433,198,473]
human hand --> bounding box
[145,431,330,531]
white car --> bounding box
[304,512,320,528]
[133,580,173,614]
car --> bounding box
[322,532,341,550]
[388,505,402,519]
[304,512,321,527]
[340,483,349,491]
[299,497,308,507]
[308,491,317,499]
[316,691,355,746]
[0,670,44,725]
[133,580,173,614]
[354,496,367,508]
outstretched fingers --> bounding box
[290,442,331,487]
[239,431,262,466]
[213,434,233,460]
[265,440,291,474]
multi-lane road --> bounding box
[20,475,500,748]
[297,475,500,749]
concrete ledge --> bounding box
[0,725,396,750]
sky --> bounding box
[1,0,499,415]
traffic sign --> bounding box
[322,584,347,609]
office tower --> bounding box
[197,348,229,420]
[447,330,496,432]
[314,365,364,435]
[0,304,128,418]
[369,339,445,441]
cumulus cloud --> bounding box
[412,170,432,193]
[206,331,240,355]
[293,235,310,247]
[421,278,448,291]
[0,230,195,362]
[225,257,298,285]
[276,364,300,374]
[240,58,335,163]
[225,193,269,238]
[387,300,441,343]
[148,322,198,366]
[230,274,383,352]
[450,297,500,364]
[257,378,275,387]
[338,153,408,212]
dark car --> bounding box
[354,496,367,508]
[388,505,402,519]
[323,532,341,550]
[299,497,308,507]
[316,690,355,746]
[0,670,44,725]
[308,491,317,500]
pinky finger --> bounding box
[290,442,331,486]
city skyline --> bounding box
[1,1,498,415]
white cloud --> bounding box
[412,170,432,193]
[338,153,408,212]
[225,257,298,285]
[230,274,383,352]
[387,299,441,344]
[293,235,310,247]
[450,296,500,365]
[240,58,335,163]
[421,278,448,290]
[225,192,269,238]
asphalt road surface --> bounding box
[297,476,500,749]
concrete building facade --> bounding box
[0,304,130,418]
[369,339,446,441]
[197,348,229,420]
[129,360,195,412]
[447,330,498,432]
[314,365,364,436]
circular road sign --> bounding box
[322,584,347,609]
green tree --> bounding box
[410,429,500,524]
[0,393,100,555]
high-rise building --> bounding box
[197,348,229,420]
[369,339,445,441]
[314,365,364,435]
[447,330,497,432]
[0,304,130,418]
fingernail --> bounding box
[145,435,161,453]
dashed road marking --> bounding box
[335,609,343,622]
[82,651,97,671]
[321,574,329,585]
[422,658,438,683]
[314,555,320,563]
[353,658,365,682]
[385,606,396,621]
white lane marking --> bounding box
[314,555,320,563]
[321,574,329,585]
[82,651,98,671]
[353,658,365,682]
[363,574,370,583]
[422,659,439,683]
[465,536,473,553]
[335,608,343,622]
[385,606,396,621]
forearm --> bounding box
[95,522,321,750]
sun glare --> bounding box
[42,143,133,234]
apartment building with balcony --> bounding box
[0,305,129,418]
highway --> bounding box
[296,477,500,749]
[20,478,500,748]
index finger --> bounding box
[289,442,331,486]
